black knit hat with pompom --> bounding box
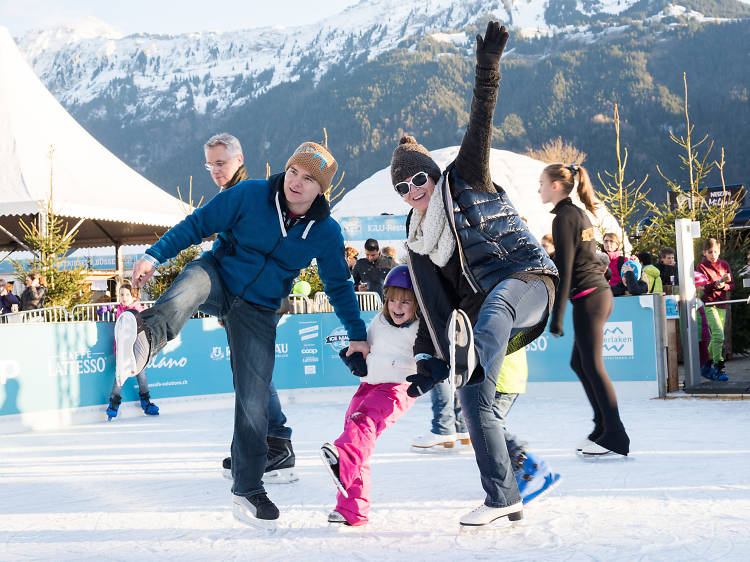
[390,135,442,186]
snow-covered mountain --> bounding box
[16,0,684,118]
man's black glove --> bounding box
[406,356,450,398]
[339,346,367,377]
[475,21,509,70]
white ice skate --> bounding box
[456,432,472,447]
[459,501,523,530]
[411,432,458,452]
[576,438,596,454]
[114,311,138,387]
[448,309,476,389]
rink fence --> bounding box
[0,295,663,420]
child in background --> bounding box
[693,271,715,380]
[637,252,663,294]
[612,259,648,296]
[603,232,626,288]
[697,238,734,381]
[319,265,420,527]
[106,283,160,420]
[657,247,678,288]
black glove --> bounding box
[406,356,450,398]
[339,347,367,377]
[549,314,563,338]
[475,21,509,70]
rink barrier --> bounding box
[0,295,665,422]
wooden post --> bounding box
[666,319,680,392]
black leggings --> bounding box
[570,288,625,436]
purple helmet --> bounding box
[384,265,413,291]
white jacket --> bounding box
[361,312,419,385]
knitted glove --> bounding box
[475,21,509,70]
[339,347,367,377]
[406,356,450,398]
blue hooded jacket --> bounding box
[145,173,366,341]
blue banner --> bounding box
[525,294,658,382]
[1,296,658,417]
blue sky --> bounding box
[0,0,359,36]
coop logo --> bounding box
[148,356,188,369]
[48,352,107,377]
[0,360,21,384]
[298,324,320,342]
[325,326,350,352]
[602,322,634,357]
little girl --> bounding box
[697,238,734,381]
[106,283,160,420]
[320,265,420,527]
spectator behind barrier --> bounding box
[351,238,396,298]
[657,247,678,287]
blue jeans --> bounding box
[493,393,527,460]
[458,277,548,508]
[141,254,278,497]
[430,380,466,435]
[268,381,291,440]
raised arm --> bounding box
[454,21,509,190]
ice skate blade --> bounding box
[459,513,523,533]
[114,312,138,387]
[319,446,349,498]
[264,467,299,484]
[232,502,279,530]
[411,444,460,454]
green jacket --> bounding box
[496,347,528,394]
[643,264,663,293]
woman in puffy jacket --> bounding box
[387,22,558,528]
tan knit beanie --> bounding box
[285,142,338,191]
[390,135,441,186]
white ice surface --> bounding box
[2,384,749,561]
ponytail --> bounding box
[542,162,599,214]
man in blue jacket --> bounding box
[115,141,369,525]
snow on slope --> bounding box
[15,0,648,114]
[1,386,749,560]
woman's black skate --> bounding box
[320,443,348,498]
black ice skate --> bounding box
[232,493,279,528]
[221,437,298,483]
[320,442,349,498]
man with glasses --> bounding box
[203,133,298,488]
[204,133,248,191]
[351,238,396,298]
[115,140,369,526]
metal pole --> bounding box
[675,218,700,388]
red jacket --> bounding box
[697,258,734,308]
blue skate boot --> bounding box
[709,361,728,382]
[106,396,121,421]
[700,361,714,380]
[139,392,159,415]
[513,452,561,504]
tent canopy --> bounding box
[0,26,188,252]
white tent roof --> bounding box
[0,26,188,251]
[332,146,625,244]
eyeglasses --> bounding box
[204,161,227,171]
[394,171,429,196]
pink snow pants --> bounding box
[333,382,416,526]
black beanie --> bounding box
[390,136,442,186]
